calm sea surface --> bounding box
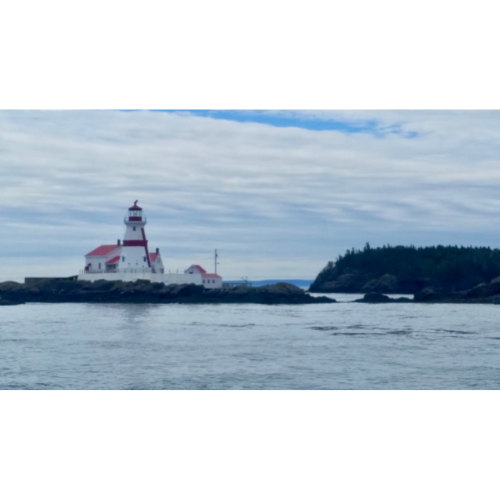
[1,293,500,389]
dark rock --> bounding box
[0,298,25,306]
[24,277,77,286]
[315,273,367,293]
[378,274,399,290]
[466,281,500,299]
[203,282,335,304]
[82,279,118,291]
[355,293,414,303]
[397,278,432,294]
[361,279,378,292]
[362,274,399,293]
[355,293,392,303]
[466,283,489,298]
[134,279,152,285]
[414,287,443,302]
[0,281,23,291]
[262,282,305,295]
[312,271,431,295]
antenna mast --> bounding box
[215,249,219,274]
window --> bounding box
[212,280,215,283]
[203,279,205,283]
[143,257,146,262]
[98,263,101,269]
[133,226,136,231]
[122,256,125,262]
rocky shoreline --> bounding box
[351,277,500,304]
[309,268,500,304]
[0,279,335,305]
[353,291,500,304]
[3,276,500,306]
[310,271,433,294]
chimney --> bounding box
[117,239,121,246]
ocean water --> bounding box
[1,294,500,389]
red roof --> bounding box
[86,244,119,257]
[202,273,221,279]
[149,252,159,262]
[105,256,120,265]
[129,201,142,210]
[189,264,206,273]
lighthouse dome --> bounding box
[129,200,142,211]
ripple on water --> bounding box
[309,326,412,336]
[309,326,339,331]
[433,329,475,335]
[217,324,256,328]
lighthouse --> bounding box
[117,201,151,271]
[79,201,215,286]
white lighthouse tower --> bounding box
[117,201,152,272]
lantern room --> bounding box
[128,201,144,222]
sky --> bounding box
[2,109,500,282]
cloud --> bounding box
[1,110,500,282]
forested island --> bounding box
[309,244,500,297]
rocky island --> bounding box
[310,244,500,295]
[0,279,335,305]
[307,244,500,304]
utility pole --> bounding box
[215,249,219,275]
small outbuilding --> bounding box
[185,264,223,289]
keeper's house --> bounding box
[85,243,164,275]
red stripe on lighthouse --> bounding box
[123,240,147,247]
[142,228,151,267]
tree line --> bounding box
[312,244,500,291]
